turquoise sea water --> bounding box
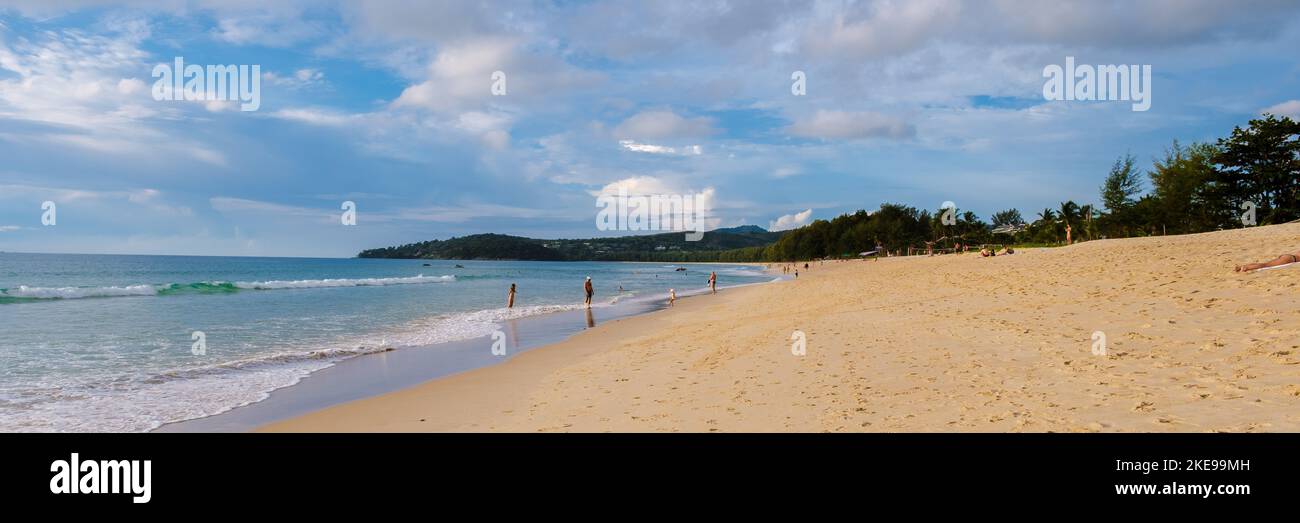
[0,253,772,432]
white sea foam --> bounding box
[233,274,454,289]
[0,298,595,432]
[2,284,158,299]
[1,275,456,300]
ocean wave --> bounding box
[0,284,158,300]
[0,299,598,432]
[231,274,455,290]
[0,275,456,302]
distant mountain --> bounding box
[357,227,783,262]
[712,225,769,234]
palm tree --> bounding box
[1036,208,1056,225]
[1058,201,1080,227]
[1032,208,1057,243]
[1079,204,1096,241]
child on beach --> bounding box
[1236,251,1300,272]
[669,288,676,306]
[507,283,516,308]
[584,276,594,308]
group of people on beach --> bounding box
[499,246,1297,313]
[505,270,720,310]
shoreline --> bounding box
[263,224,1300,432]
[259,278,777,432]
[159,271,781,432]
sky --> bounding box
[1,0,1299,258]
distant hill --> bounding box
[357,227,784,262]
[712,225,769,234]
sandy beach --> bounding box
[263,224,1300,433]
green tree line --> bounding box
[717,114,1299,262]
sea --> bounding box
[0,252,774,432]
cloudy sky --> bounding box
[1,0,1299,257]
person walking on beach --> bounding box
[1065,223,1073,245]
[669,288,676,307]
[583,276,594,308]
[708,271,717,294]
[507,283,516,309]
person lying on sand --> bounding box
[1235,251,1300,272]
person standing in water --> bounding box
[583,276,594,308]
[507,283,516,309]
[708,271,717,294]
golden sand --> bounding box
[263,223,1300,432]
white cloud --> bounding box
[0,23,227,165]
[590,176,686,197]
[772,166,802,178]
[1262,100,1300,119]
[801,0,962,60]
[116,78,145,95]
[589,176,721,230]
[455,111,513,150]
[0,225,20,232]
[619,140,702,155]
[210,197,331,220]
[0,184,193,216]
[263,68,326,89]
[269,107,356,127]
[769,209,813,231]
[212,12,326,48]
[613,110,716,140]
[391,37,600,114]
[788,110,915,140]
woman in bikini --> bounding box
[1235,251,1300,272]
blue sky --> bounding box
[1,0,1299,257]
